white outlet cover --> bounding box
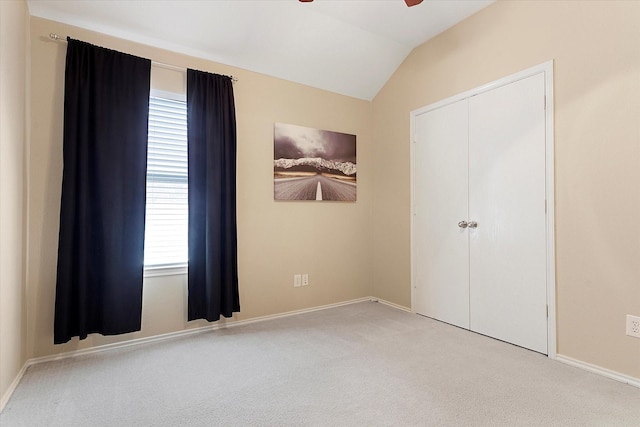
[294,274,302,288]
[626,315,640,338]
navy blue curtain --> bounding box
[54,39,151,344]
[187,69,240,321]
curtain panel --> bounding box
[187,69,240,321]
[54,39,151,344]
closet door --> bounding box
[413,100,470,329]
[468,73,547,353]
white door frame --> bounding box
[410,61,556,359]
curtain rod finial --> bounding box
[49,33,67,42]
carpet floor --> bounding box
[1,301,639,426]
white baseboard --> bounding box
[7,299,636,412]
[0,362,28,413]
[556,354,640,389]
[27,297,374,367]
[29,298,373,366]
[0,297,373,412]
[370,297,412,313]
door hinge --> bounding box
[545,200,547,214]
[546,305,549,318]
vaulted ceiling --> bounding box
[28,0,494,100]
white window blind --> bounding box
[144,95,188,268]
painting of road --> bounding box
[274,123,356,201]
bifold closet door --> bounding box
[468,73,547,354]
[413,100,470,329]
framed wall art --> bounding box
[274,123,356,202]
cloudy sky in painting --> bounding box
[274,123,356,163]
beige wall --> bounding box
[27,17,373,358]
[13,0,640,387]
[0,0,28,405]
[372,0,640,379]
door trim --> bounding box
[410,61,556,358]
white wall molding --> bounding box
[5,299,638,413]
[0,297,372,412]
[26,297,373,366]
[11,297,406,376]
[556,355,640,389]
[371,297,411,313]
[0,363,28,413]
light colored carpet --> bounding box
[2,301,639,426]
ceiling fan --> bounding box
[299,0,423,6]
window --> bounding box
[144,92,188,273]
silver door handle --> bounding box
[458,221,468,229]
[468,221,478,229]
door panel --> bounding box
[414,100,470,329]
[468,73,547,353]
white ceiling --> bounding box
[28,0,494,100]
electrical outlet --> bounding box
[626,315,640,338]
[294,274,301,288]
[302,273,309,286]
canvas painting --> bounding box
[274,123,356,201]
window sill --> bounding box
[144,264,187,278]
